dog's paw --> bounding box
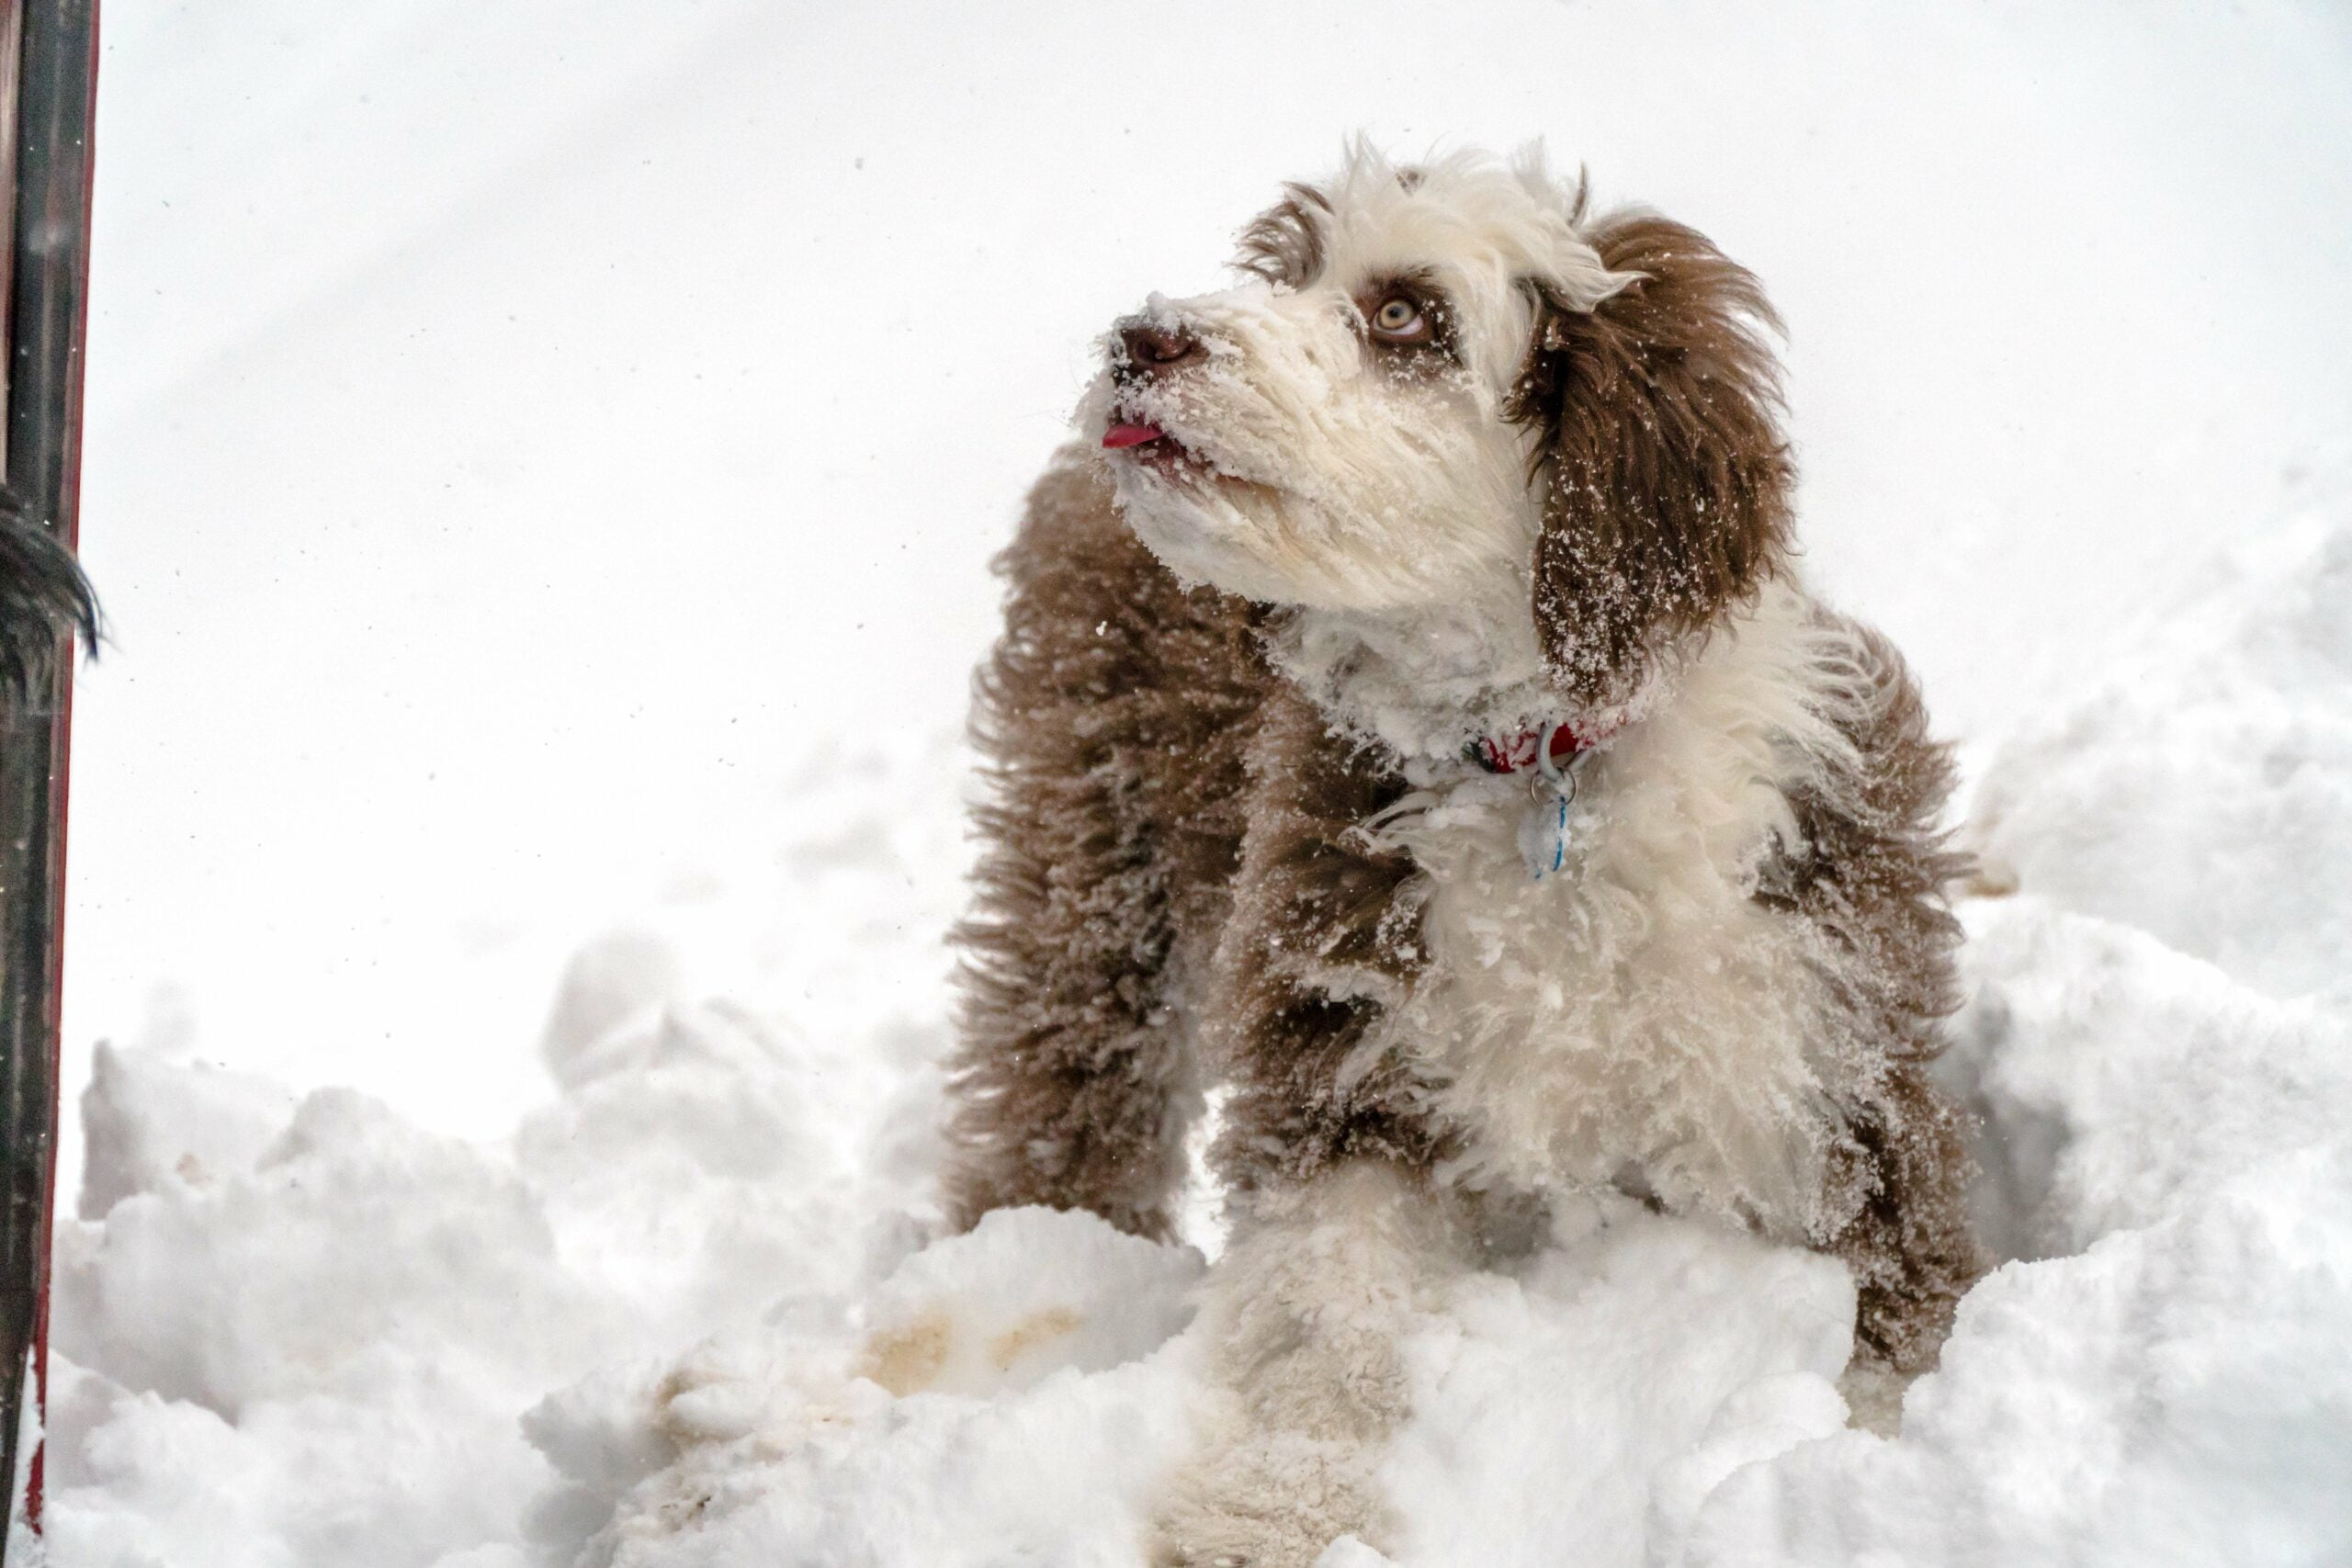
[1148,1430,1385,1568]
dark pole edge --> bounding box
[0,0,97,1551]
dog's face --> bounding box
[1086,148,1620,616]
[1087,143,1796,709]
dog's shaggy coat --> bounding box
[941,144,1982,1565]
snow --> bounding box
[45,2,2352,1565]
[1967,506,2352,1003]
[51,734,969,1567]
[49,498,2352,1563]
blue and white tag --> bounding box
[1518,789,1572,881]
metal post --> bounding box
[0,0,97,1549]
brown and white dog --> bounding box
[941,142,1983,1565]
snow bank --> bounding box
[53,1059,617,1568]
[50,996,912,1568]
[46,742,966,1568]
[1967,503,2352,1001]
[46,521,2352,1562]
[1682,900,2352,1567]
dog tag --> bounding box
[1518,790,1572,881]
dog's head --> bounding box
[1087,142,1793,710]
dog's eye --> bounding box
[1368,295,1430,344]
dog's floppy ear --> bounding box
[1508,213,1794,709]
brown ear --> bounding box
[1509,213,1794,708]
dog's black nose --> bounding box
[1116,318,1204,377]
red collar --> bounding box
[1466,720,1608,777]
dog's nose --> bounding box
[1116,318,1204,377]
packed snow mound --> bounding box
[54,1060,619,1568]
[1687,900,2352,1567]
[50,999,925,1568]
[74,1041,298,1222]
[46,507,2352,1566]
[1969,499,2352,1000]
[851,1207,1203,1398]
[1949,908,2352,1264]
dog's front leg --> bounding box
[1152,1158,1464,1568]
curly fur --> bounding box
[940,141,1982,1565]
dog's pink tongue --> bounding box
[1102,422,1166,450]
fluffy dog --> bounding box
[941,142,1983,1564]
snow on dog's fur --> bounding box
[942,141,1983,1566]
[1370,584,1872,1234]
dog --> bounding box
[940,142,1984,1565]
